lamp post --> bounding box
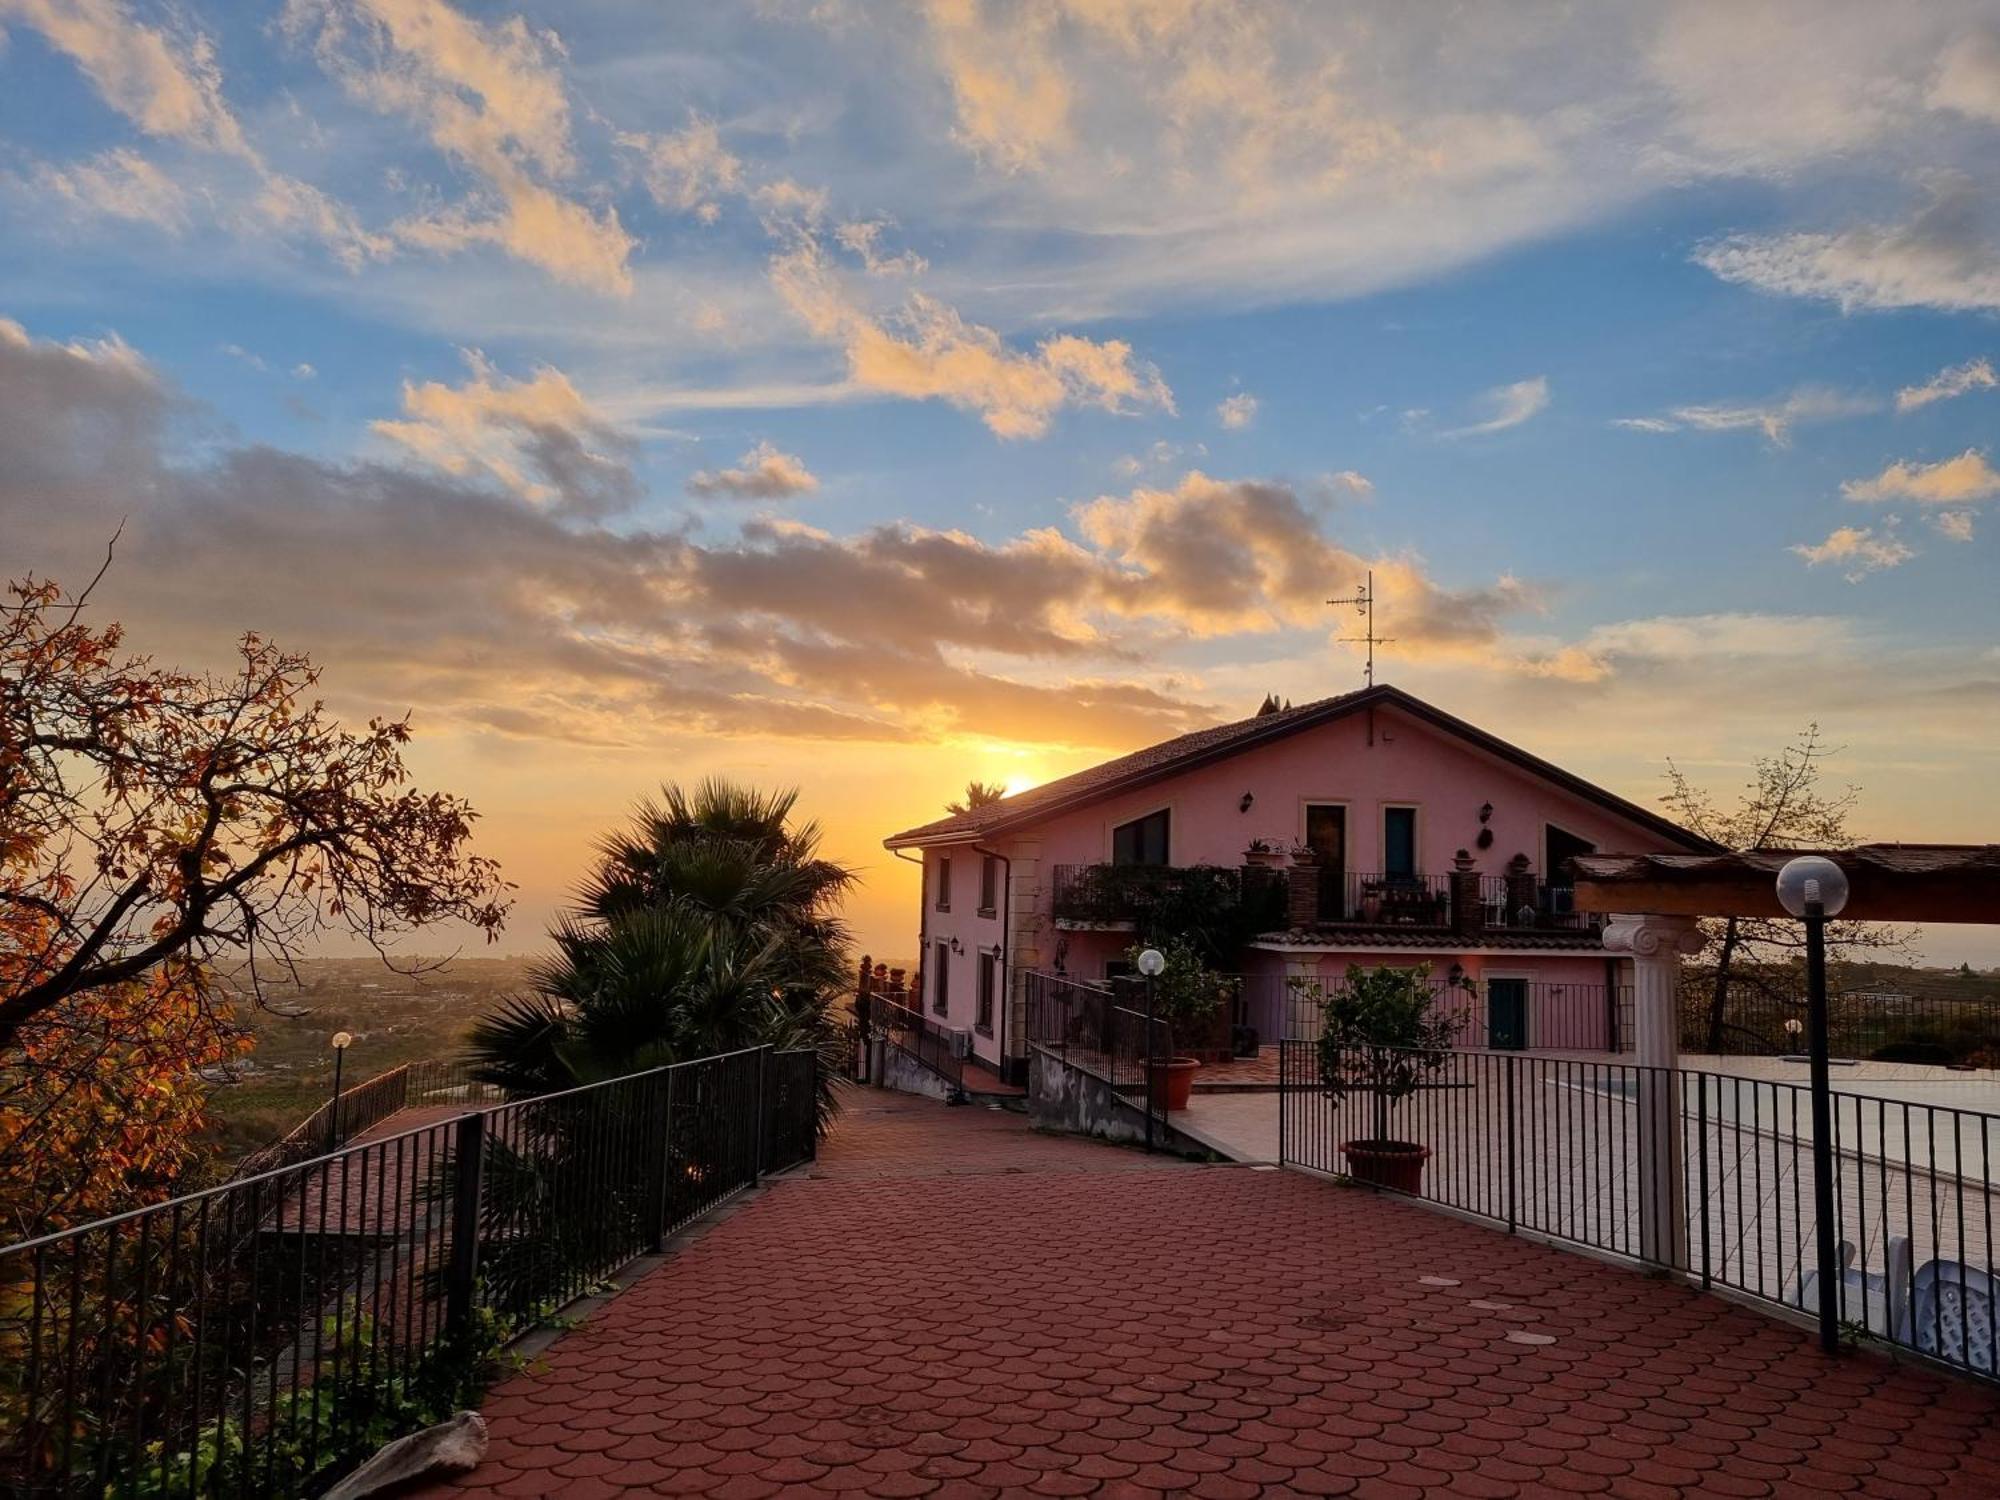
[1775,855,1850,1357]
[328,1031,354,1152]
[1137,947,1166,1154]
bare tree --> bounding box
[1662,725,1910,1053]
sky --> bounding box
[3,0,1999,967]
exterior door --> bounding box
[1305,804,1346,920]
[1487,978,1528,1051]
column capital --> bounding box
[1602,912,1705,959]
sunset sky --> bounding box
[4,1,1998,966]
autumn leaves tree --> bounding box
[1,564,510,1234]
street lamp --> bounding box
[1775,855,1849,1356]
[329,1031,354,1153]
[1136,948,1166,1152]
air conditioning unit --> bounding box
[947,1027,974,1060]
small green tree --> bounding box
[1309,964,1456,1146]
[1122,937,1224,1027]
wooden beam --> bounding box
[1575,873,2000,924]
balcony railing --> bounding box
[1050,862,1286,930]
[1477,874,1603,933]
[1313,870,1452,925]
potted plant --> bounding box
[1242,838,1282,868]
[1124,936,1223,1104]
[1312,963,1457,1192]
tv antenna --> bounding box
[1328,570,1392,687]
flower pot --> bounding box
[1146,1056,1200,1112]
[1341,1139,1431,1193]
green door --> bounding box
[1487,979,1528,1051]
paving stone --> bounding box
[415,1090,2000,1500]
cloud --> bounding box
[618,114,742,224]
[35,146,188,228]
[1931,32,2000,123]
[687,441,819,500]
[768,230,1173,438]
[7,0,385,264]
[833,220,927,276]
[1792,525,1913,581]
[371,350,639,515]
[1843,449,2000,505]
[1896,357,1996,412]
[1215,393,1258,430]
[1326,470,1373,496]
[1695,181,2000,314]
[287,0,633,293]
[1933,510,1975,542]
[1617,386,1875,446]
[1440,376,1548,438]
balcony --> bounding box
[1050,862,1287,931]
[1053,861,1603,941]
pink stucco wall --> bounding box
[907,700,1690,1064]
[909,847,1008,1069]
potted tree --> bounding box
[1313,964,1457,1192]
[1125,936,1221,1107]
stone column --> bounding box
[1603,913,1704,1270]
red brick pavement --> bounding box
[425,1089,2000,1498]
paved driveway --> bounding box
[424,1089,2000,1498]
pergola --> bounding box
[1573,843,2000,1348]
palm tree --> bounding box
[947,780,1007,815]
[458,781,853,1313]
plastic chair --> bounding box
[1898,1258,1998,1375]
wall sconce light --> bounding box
[1239,791,1255,813]
[949,936,964,954]
[1448,963,1466,986]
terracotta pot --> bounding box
[1146,1056,1200,1112]
[1341,1139,1431,1193]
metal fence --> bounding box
[1241,972,1634,1054]
[1279,1041,1999,1382]
[1022,972,1173,1137]
[0,1045,818,1499]
[860,994,965,1091]
[230,1061,506,1181]
[1680,981,2000,1065]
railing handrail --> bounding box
[0,1043,812,1262]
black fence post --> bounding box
[1278,1040,1288,1166]
[648,1070,674,1254]
[808,1048,820,1162]
[753,1045,769,1183]
[446,1111,485,1337]
[1504,1054,1518,1234]
[1805,903,1841,1357]
[1143,975,1157,1154]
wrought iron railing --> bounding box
[230,1061,506,1181]
[0,1045,818,1498]
[1049,863,1286,930]
[1022,972,1174,1120]
[860,994,965,1091]
[1279,1042,2000,1382]
[1311,870,1452,926]
[1476,875,1602,932]
[1679,981,2000,1065]
[1241,972,1634,1053]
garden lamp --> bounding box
[1136,949,1166,1152]
[1775,855,1847,1355]
[329,1031,353,1153]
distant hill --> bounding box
[203,955,539,1162]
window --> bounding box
[979,854,1000,915]
[1545,825,1596,887]
[1383,806,1418,881]
[1111,807,1171,866]
[933,941,950,1016]
[935,854,952,911]
[976,951,998,1034]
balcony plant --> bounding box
[1311,963,1457,1192]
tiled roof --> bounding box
[885,687,1373,846]
[885,683,1717,853]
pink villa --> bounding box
[884,684,1719,1082]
